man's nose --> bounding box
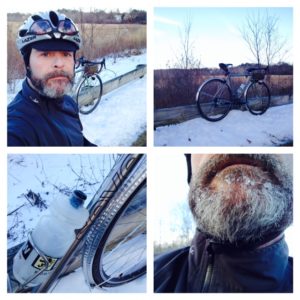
[53,55,65,68]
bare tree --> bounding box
[171,13,201,69]
[171,201,195,245]
[240,11,264,66]
[264,11,288,66]
[111,25,129,63]
[240,10,289,66]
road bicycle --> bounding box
[7,154,146,293]
[73,57,106,115]
[196,63,271,122]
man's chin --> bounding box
[210,164,270,196]
[43,83,72,98]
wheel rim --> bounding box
[88,184,146,287]
[246,82,270,115]
[197,80,232,121]
[77,75,102,114]
[99,187,146,285]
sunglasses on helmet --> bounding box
[28,19,78,36]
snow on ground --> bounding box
[154,104,293,146]
[52,234,146,293]
[81,75,146,146]
[81,52,147,146]
[7,154,116,248]
[7,52,147,147]
[7,154,146,293]
[52,268,146,293]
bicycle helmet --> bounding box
[16,10,81,55]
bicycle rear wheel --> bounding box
[245,81,270,115]
[196,78,232,121]
[82,182,146,288]
[76,74,103,114]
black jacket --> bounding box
[8,80,96,146]
[154,230,293,293]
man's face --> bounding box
[28,49,75,98]
[188,154,293,244]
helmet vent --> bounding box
[31,15,42,21]
[49,11,59,27]
[19,29,27,37]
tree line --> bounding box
[7,9,146,24]
[196,62,293,76]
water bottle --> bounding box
[13,190,89,287]
[237,83,246,97]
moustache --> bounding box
[45,71,74,82]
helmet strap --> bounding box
[26,66,32,79]
[21,46,32,77]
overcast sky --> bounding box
[5,0,146,13]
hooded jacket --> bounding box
[8,79,95,146]
[154,230,293,293]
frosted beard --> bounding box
[188,154,293,245]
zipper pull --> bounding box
[202,242,215,292]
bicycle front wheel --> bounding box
[245,81,270,115]
[82,182,146,288]
[76,74,103,114]
[196,78,232,122]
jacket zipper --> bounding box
[202,243,214,292]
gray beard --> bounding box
[29,70,74,99]
[41,81,73,98]
[188,155,293,245]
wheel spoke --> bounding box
[246,82,270,115]
[77,75,102,114]
[197,79,232,121]
[83,182,146,287]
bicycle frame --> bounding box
[8,154,146,293]
[196,63,270,121]
[223,72,251,101]
[222,64,268,101]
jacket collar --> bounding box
[188,229,292,292]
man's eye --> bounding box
[64,52,73,57]
[41,52,49,57]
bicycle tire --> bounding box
[82,182,146,288]
[76,74,103,114]
[245,81,270,115]
[196,78,232,122]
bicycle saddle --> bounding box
[219,63,233,74]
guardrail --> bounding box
[154,95,293,128]
[76,64,146,106]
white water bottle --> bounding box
[237,83,246,97]
[13,190,89,287]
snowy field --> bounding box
[154,104,293,146]
[7,154,146,292]
[7,52,147,147]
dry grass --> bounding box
[131,130,146,146]
[78,23,146,60]
[7,22,146,82]
[154,69,293,109]
[7,22,25,85]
